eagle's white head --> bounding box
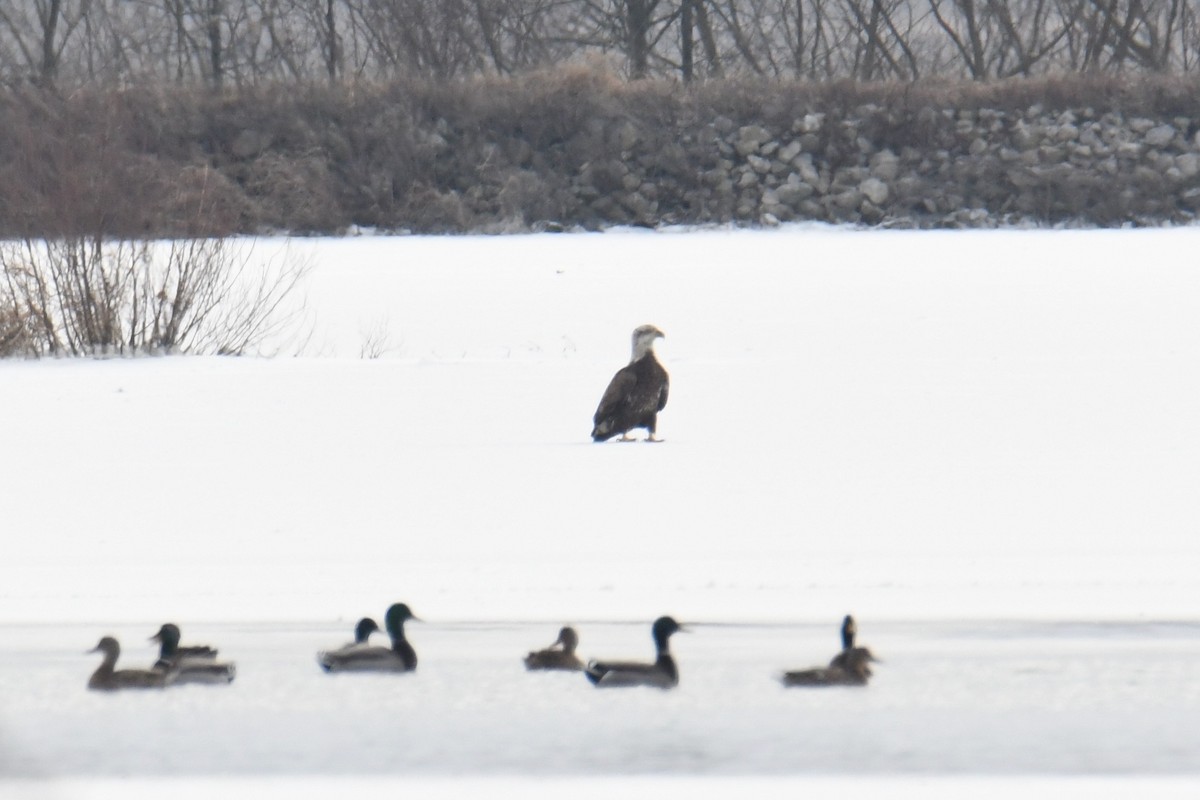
[631,324,665,361]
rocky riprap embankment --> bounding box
[11,81,1200,235]
[539,104,1200,229]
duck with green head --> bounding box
[149,623,235,685]
[148,623,217,669]
[319,603,418,673]
[584,616,685,689]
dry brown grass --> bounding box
[2,71,1200,236]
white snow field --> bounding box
[1,226,1199,797]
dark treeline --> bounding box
[4,1,1200,89]
[5,2,1200,237]
[4,5,1197,360]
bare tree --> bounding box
[625,0,659,77]
[1083,0,1187,71]
[0,0,93,87]
[207,0,223,86]
[3,1,1200,93]
[575,0,680,78]
[681,0,694,79]
[929,0,987,77]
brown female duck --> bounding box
[524,626,584,671]
[782,614,878,687]
[87,636,167,691]
[782,646,877,687]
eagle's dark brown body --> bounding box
[592,325,669,442]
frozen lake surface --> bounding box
[2,226,1199,796]
[2,619,1198,778]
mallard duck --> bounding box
[317,617,381,659]
[524,626,584,671]
[148,623,235,685]
[318,603,418,673]
[149,623,218,668]
[584,616,685,689]
[348,617,381,647]
[831,614,876,675]
[782,615,878,687]
[782,646,877,687]
[87,636,167,691]
[840,614,857,650]
[314,617,381,666]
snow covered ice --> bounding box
[1,226,1199,797]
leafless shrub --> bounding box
[0,303,32,357]
[0,236,309,358]
[236,153,347,234]
[359,316,399,359]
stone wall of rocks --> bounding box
[14,82,1195,236]
[542,103,1200,229]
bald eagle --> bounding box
[591,324,669,442]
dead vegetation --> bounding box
[1,71,1200,239]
